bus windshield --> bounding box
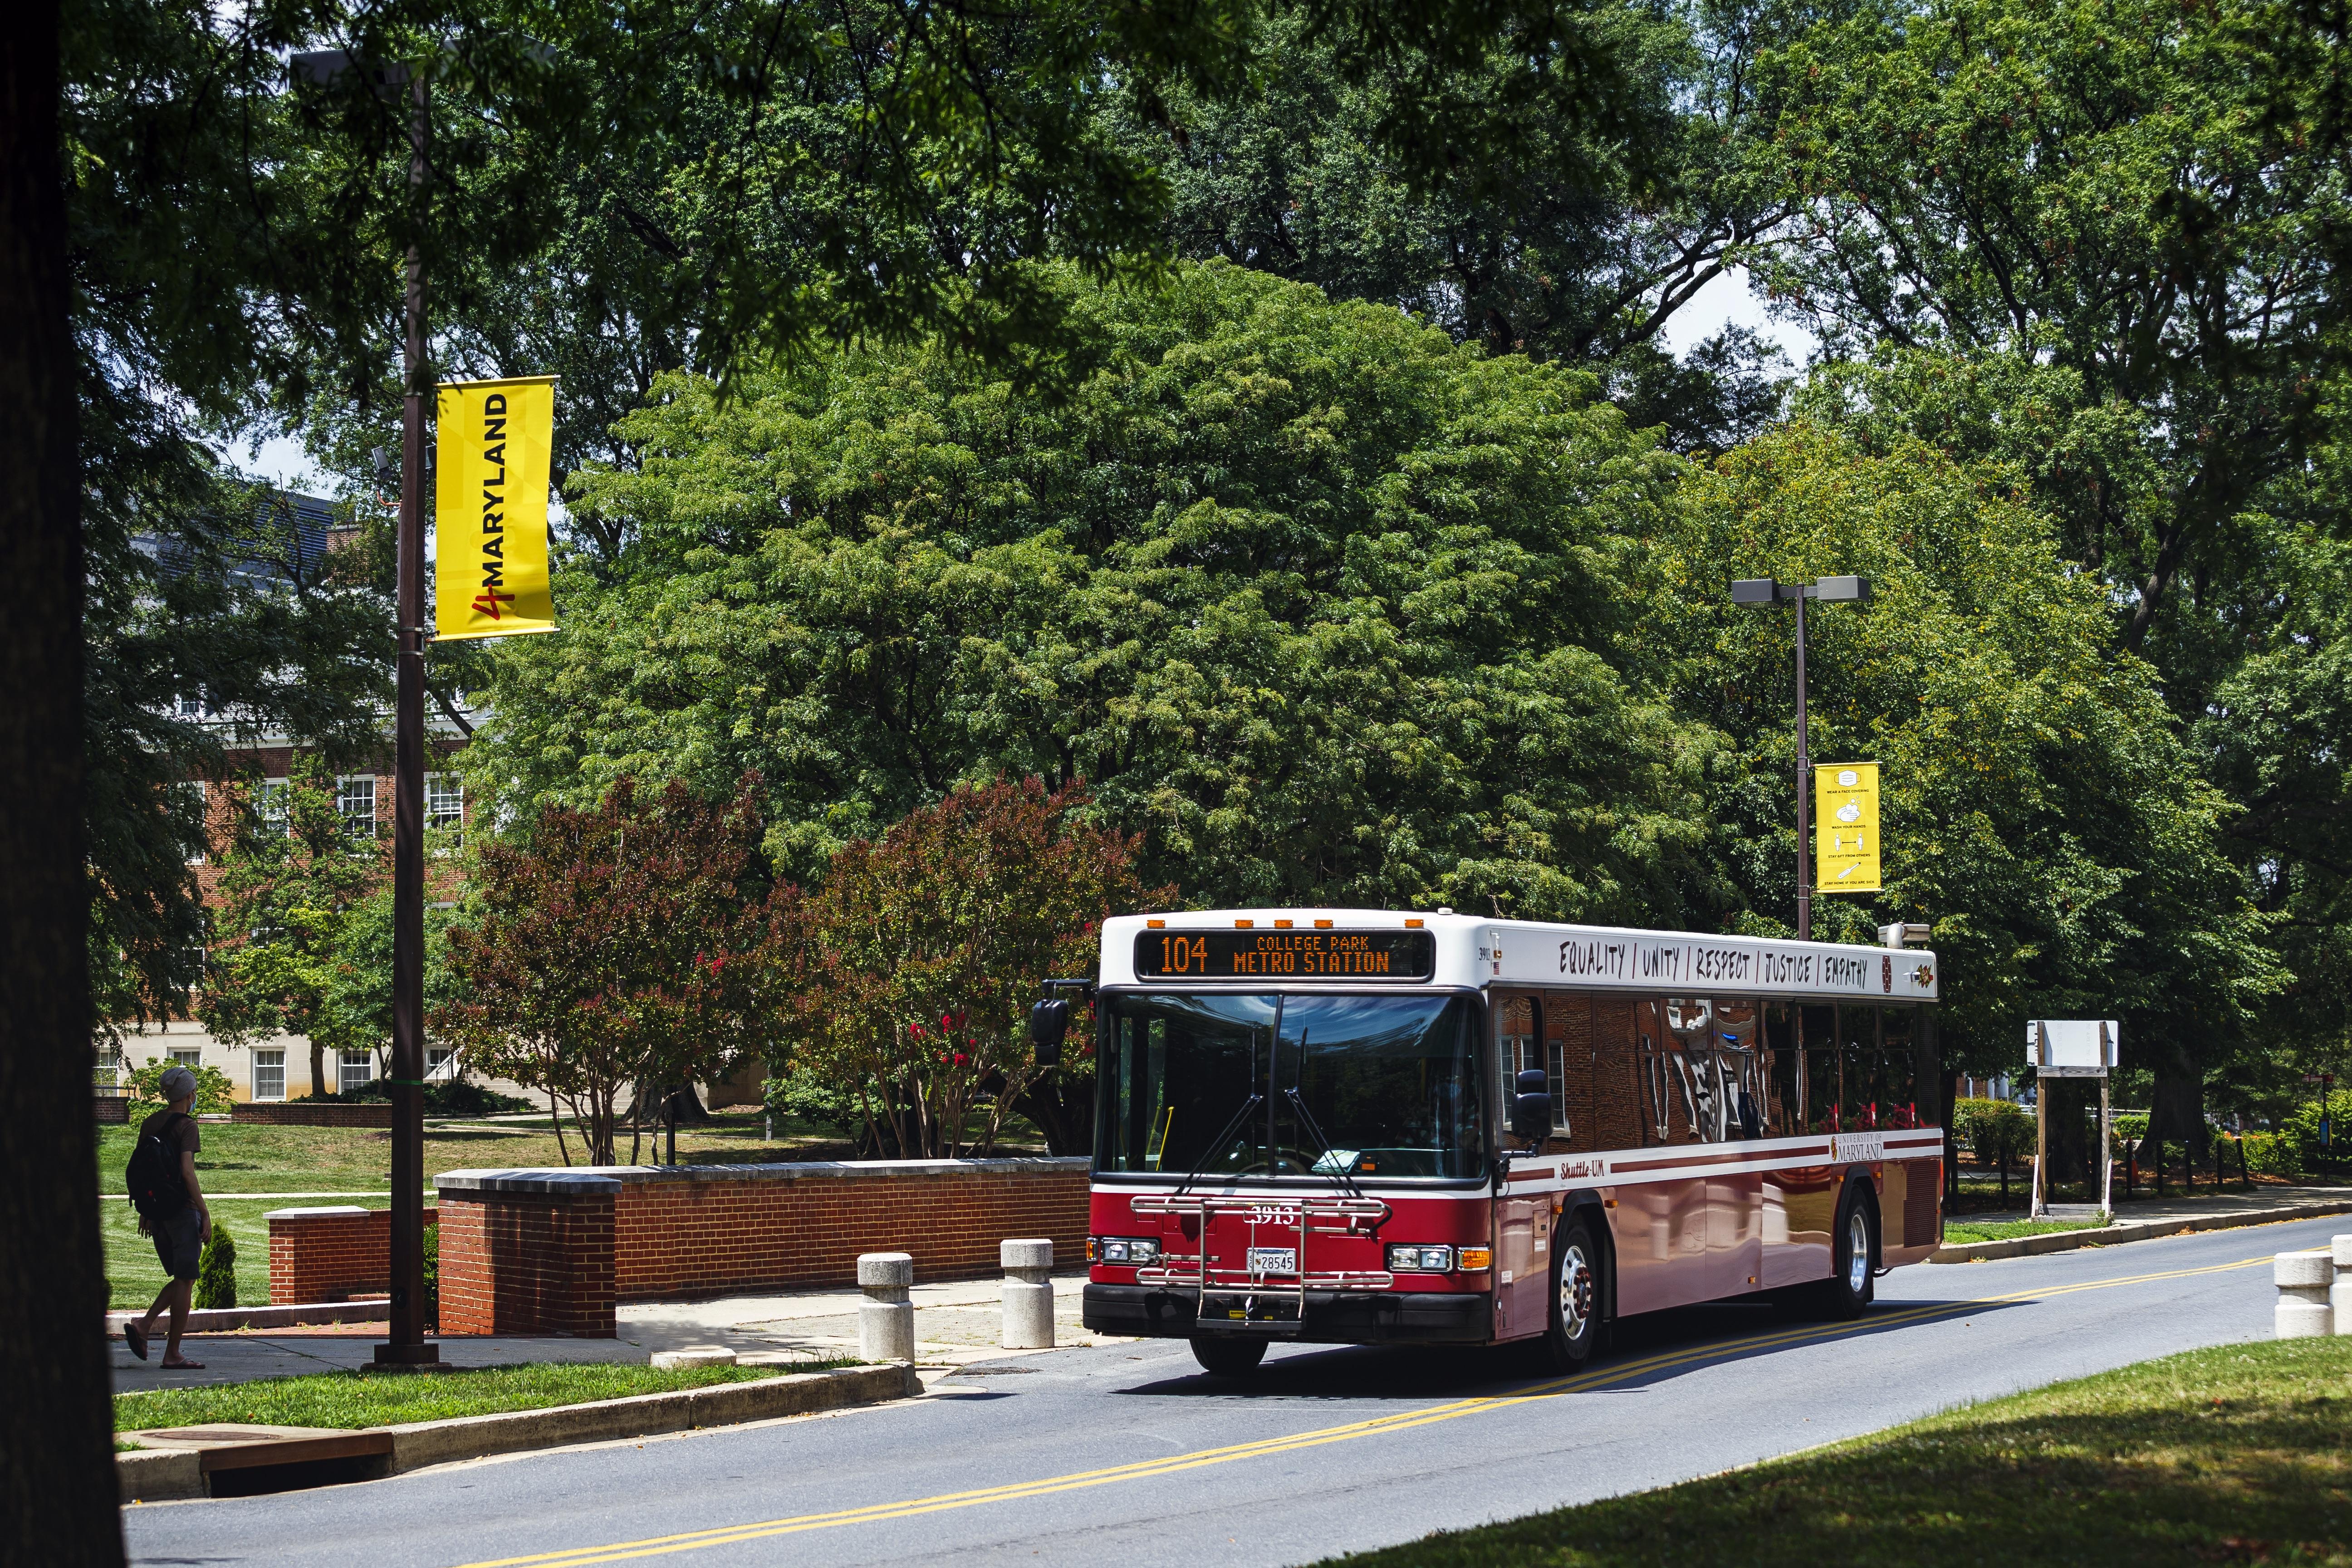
[1096,992,1486,1180]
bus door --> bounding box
[1492,992,1550,1340]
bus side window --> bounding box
[1497,994,1541,1142]
[1764,1002,1799,1137]
[1801,1004,1836,1133]
[1840,1005,1883,1131]
[1539,990,1591,1151]
[1881,1005,1918,1127]
[1590,999,1646,1150]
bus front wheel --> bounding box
[1190,1336,1268,1377]
[1531,1216,1603,1373]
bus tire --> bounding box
[1807,1183,1878,1320]
[1532,1216,1603,1373]
[1190,1336,1268,1377]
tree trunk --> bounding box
[0,0,125,1555]
[311,1036,327,1100]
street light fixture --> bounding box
[1731,575,1872,941]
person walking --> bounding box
[124,1065,211,1369]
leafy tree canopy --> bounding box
[465,260,1719,922]
[1661,421,2282,1086]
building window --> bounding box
[257,778,291,839]
[337,775,377,844]
[338,1049,375,1095]
[169,1047,202,1069]
[175,688,207,718]
[253,1049,285,1101]
[426,1046,454,1078]
[175,780,208,864]
[426,773,464,844]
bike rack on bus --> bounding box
[1128,1193,1393,1332]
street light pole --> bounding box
[381,65,438,1369]
[297,45,438,1369]
[1731,575,1871,942]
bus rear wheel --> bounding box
[1190,1336,1268,1377]
[1801,1185,1877,1320]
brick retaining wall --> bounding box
[437,1176,619,1338]
[94,1096,129,1124]
[432,1158,1089,1336]
[266,1205,436,1303]
[235,1101,396,1128]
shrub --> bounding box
[2113,1111,2149,1143]
[1951,1098,2033,1168]
[126,1059,236,1112]
[194,1222,236,1310]
[421,1222,438,1334]
[343,1077,535,1117]
[2242,1130,2305,1178]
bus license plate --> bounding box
[1248,1247,1297,1275]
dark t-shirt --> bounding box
[139,1109,200,1160]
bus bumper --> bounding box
[1082,1283,1494,1345]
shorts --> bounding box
[151,1207,205,1281]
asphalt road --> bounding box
[122,1215,2342,1568]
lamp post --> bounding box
[291,48,439,1370]
[1730,576,1872,941]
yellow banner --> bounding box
[1816,761,1882,893]
[434,376,558,642]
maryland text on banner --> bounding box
[435,375,558,641]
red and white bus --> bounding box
[1068,910,1944,1376]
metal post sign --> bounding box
[434,375,558,641]
[1815,762,1881,893]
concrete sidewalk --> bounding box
[109,1270,1113,1394]
[1950,1181,2352,1230]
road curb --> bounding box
[118,1362,920,1502]
[1931,1198,2352,1264]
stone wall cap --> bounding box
[600,1156,1089,1185]
[434,1156,1085,1196]
[263,1205,373,1220]
[434,1169,626,1196]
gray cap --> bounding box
[158,1064,199,1102]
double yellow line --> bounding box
[456,1253,2268,1568]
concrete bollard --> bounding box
[2335,1235,2352,1336]
[1001,1238,1054,1349]
[858,1252,916,1362]
[2274,1249,2334,1338]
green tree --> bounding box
[772,776,1170,1157]
[195,757,386,1100]
[1661,421,2283,1105]
[1754,0,2349,670]
[193,1222,237,1312]
[468,260,1715,919]
[1114,0,1798,449]
[435,777,777,1166]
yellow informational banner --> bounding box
[434,375,559,642]
[1816,761,1882,893]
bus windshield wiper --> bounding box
[1281,1031,1363,1199]
[1171,1092,1265,1196]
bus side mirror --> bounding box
[1512,1068,1551,1145]
[1029,998,1070,1068]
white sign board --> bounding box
[2025,1019,2118,1078]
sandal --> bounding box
[160,1358,205,1370]
[125,1323,149,1361]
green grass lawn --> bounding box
[1318,1337,2352,1568]
[112,1361,856,1434]
[1940,1215,2104,1245]
[103,1196,294,1309]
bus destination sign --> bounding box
[1135,928,1437,981]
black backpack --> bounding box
[126,1112,189,1223]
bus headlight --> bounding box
[1387,1245,1454,1272]
[1096,1237,1161,1264]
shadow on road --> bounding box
[1109,1293,2023,1404]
